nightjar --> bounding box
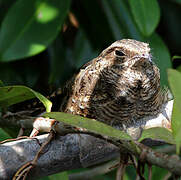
[59,39,167,130]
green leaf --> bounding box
[72,0,114,51]
[0,80,4,87]
[168,69,181,113]
[0,127,18,138]
[172,55,181,61]
[73,30,96,69]
[0,85,52,112]
[45,112,131,140]
[167,69,181,153]
[0,0,70,62]
[0,0,15,26]
[128,0,160,36]
[139,127,175,144]
[33,91,52,112]
[102,0,143,40]
[171,103,181,154]
[0,128,11,141]
[47,171,68,180]
[152,166,169,180]
[148,33,172,86]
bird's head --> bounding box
[100,39,153,69]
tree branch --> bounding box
[0,134,119,180]
[0,100,175,179]
[1,130,181,179]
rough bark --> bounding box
[0,134,119,179]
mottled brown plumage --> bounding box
[60,39,166,129]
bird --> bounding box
[9,39,168,179]
[7,39,167,138]
[59,39,167,132]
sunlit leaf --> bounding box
[171,103,181,154]
[172,55,181,61]
[0,85,52,112]
[139,127,175,144]
[0,0,70,61]
[45,112,131,140]
[168,69,181,114]
[168,69,181,153]
[128,0,160,36]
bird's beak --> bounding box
[140,53,152,62]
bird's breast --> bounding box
[62,61,164,128]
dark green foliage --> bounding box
[0,0,181,179]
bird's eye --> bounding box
[115,50,125,57]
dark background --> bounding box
[0,0,180,94]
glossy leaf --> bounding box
[148,33,172,86]
[102,0,143,40]
[168,69,181,153]
[139,127,175,144]
[45,112,131,140]
[0,85,52,112]
[128,0,160,36]
[0,0,71,61]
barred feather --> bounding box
[60,39,167,129]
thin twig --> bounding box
[0,136,41,145]
[148,164,152,180]
[12,131,55,179]
[116,164,126,180]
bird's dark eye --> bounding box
[115,50,125,57]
